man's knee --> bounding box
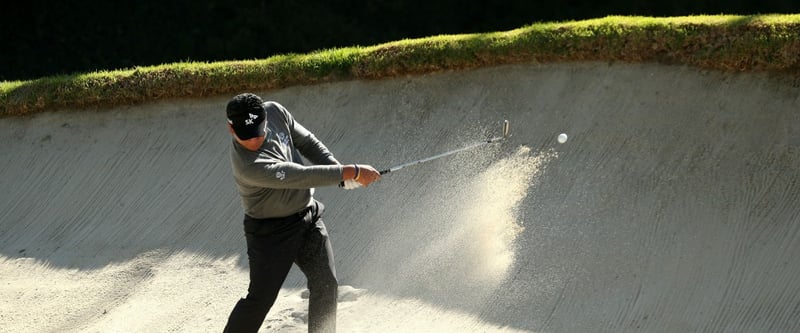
[309,271,338,292]
[245,280,282,306]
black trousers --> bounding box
[224,201,338,333]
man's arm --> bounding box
[245,160,379,188]
[245,161,343,189]
[291,121,340,165]
[272,103,381,187]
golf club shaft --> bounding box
[379,139,496,174]
[379,120,510,175]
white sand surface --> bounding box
[3,63,800,332]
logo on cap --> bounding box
[245,113,259,125]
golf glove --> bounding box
[342,179,362,190]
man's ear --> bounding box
[227,123,236,136]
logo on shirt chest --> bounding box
[277,132,290,147]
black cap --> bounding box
[226,93,267,140]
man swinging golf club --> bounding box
[223,93,380,333]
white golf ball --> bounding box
[557,133,568,144]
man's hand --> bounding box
[341,164,381,189]
[354,164,380,187]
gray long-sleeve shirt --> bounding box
[230,101,343,218]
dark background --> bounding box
[2,1,798,81]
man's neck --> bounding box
[235,138,263,151]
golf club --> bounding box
[379,119,511,175]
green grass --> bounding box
[2,14,799,116]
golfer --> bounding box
[222,93,380,333]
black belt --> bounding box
[245,204,314,224]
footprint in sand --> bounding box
[299,285,367,303]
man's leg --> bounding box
[224,217,307,333]
[296,218,338,333]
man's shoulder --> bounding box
[262,101,287,113]
[262,100,279,107]
[262,101,292,123]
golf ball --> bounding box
[557,133,568,143]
